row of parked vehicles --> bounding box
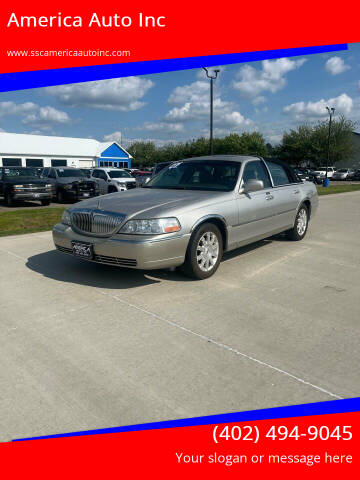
[0,165,157,206]
[1,162,359,207]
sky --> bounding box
[0,43,359,148]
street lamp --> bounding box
[203,67,220,155]
[325,106,335,181]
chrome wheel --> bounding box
[296,208,307,236]
[196,231,219,272]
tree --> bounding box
[128,132,268,166]
[277,116,356,166]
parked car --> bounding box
[332,168,355,180]
[313,166,336,178]
[41,167,99,203]
[80,168,93,178]
[0,166,54,206]
[133,171,152,187]
[53,156,318,280]
[151,162,173,178]
[91,168,137,194]
[293,167,309,182]
[352,169,360,181]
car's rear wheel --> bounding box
[286,205,309,241]
[181,223,223,280]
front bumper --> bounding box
[53,223,190,270]
[13,192,52,200]
[63,190,99,200]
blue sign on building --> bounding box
[97,143,131,168]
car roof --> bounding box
[52,166,80,169]
[181,155,259,163]
[93,167,126,171]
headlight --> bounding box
[46,184,54,188]
[64,184,74,190]
[14,185,24,189]
[61,209,71,226]
[119,218,181,235]
[118,182,126,188]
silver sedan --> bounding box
[53,156,318,279]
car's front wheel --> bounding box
[5,191,14,206]
[286,205,309,241]
[181,223,223,280]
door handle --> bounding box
[293,189,300,194]
[265,192,274,200]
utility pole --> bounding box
[203,67,220,155]
[325,106,335,180]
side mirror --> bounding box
[144,177,151,184]
[241,179,264,194]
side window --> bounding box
[42,168,50,177]
[0,168,3,180]
[241,161,272,189]
[49,169,57,179]
[99,171,107,181]
[265,161,291,186]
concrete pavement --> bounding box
[0,191,359,441]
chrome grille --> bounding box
[71,210,126,236]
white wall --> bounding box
[0,154,96,168]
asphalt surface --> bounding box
[0,192,359,442]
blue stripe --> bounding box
[0,44,348,92]
[13,396,360,442]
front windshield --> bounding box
[4,168,39,177]
[80,169,91,178]
[108,170,132,178]
[57,169,85,178]
[145,160,241,191]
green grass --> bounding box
[0,207,65,237]
[317,184,360,196]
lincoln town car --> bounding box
[53,156,318,279]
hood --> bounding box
[56,177,96,185]
[69,187,232,219]
[5,177,48,185]
[112,177,136,183]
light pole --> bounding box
[325,106,335,180]
[203,67,220,155]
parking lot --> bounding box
[0,191,359,442]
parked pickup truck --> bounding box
[41,167,99,203]
[0,166,54,206]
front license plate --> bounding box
[72,241,93,259]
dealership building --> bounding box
[0,132,132,169]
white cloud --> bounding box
[283,93,353,120]
[0,101,71,132]
[233,58,306,101]
[23,106,70,125]
[0,101,37,117]
[103,131,124,143]
[164,79,254,133]
[252,96,267,106]
[46,77,154,111]
[141,121,184,133]
[325,57,350,75]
